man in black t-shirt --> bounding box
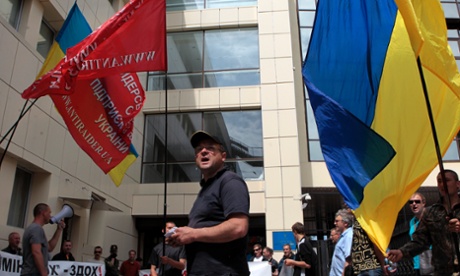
[168,130,250,276]
[285,222,317,276]
[52,240,75,261]
[149,222,186,276]
[2,232,22,255]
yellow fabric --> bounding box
[37,42,65,78]
[394,0,424,55]
[108,152,137,186]
[36,28,136,187]
[355,1,460,254]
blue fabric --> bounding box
[409,216,421,269]
[330,227,353,276]
[56,3,92,52]
[357,268,383,276]
[302,0,397,209]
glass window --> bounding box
[7,167,31,228]
[0,0,22,29]
[36,20,55,59]
[448,29,459,38]
[442,2,460,18]
[204,29,259,70]
[204,70,260,87]
[206,0,257,9]
[298,11,316,27]
[166,0,256,11]
[300,28,312,59]
[147,28,260,90]
[449,40,460,56]
[142,110,263,183]
[444,139,460,160]
[298,0,316,10]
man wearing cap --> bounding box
[169,130,250,276]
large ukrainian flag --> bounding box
[38,3,138,186]
[303,0,460,252]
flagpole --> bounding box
[161,2,168,274]
[0,99,37,145]
[160,71,168,276]
[0,99,37,169]
[416,56,460,268]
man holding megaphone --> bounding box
[21,203,67,276]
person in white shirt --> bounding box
[88,246,105,264]
[250,244,267,262]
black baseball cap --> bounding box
[190,130,223,149]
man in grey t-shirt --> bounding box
[21,203,65,276]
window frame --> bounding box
[142,110,264,183]
[147,28,260,90]
[7,167,32,228]
[36,19,55,59]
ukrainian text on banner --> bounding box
[22,0,166,99]
[50,73,142,175]
[0,252,105,276]
[22,2,146,185]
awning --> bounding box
[59,196,122,212]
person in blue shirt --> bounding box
[330,209,354,276]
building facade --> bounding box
[0,0,459,272]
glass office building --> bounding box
[0,0,458,273]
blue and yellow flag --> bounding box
[37,3,139,186]
[303,0,460,252]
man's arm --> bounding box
[150,264,158,276]
[48,221,64,252]
[31,243,47,276]
[160,256,186,271]
[285,242,313,270]
[284,258,311,269]
[373,243,391,276]
[171,213,248,245]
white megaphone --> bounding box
[50,204,74,224]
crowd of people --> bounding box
[0,203,143,276]
[3,130,459,276]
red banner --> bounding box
[51,73,144,173]
[23,0,166,99]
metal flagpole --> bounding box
[161,71,168,276]
[0,99,38,169]
[0,99,37,145]
[416,56,460,269]
[161,1,168,273]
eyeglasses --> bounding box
[194,145,220,154]
[334,219,343,223]
[94,251,102,254]
[408,200,421,204]
[254,248,261,251]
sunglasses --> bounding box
[254,248,261,251]
[408,200,421,204]
[94,251,102,254]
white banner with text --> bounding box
[0,252,105,276]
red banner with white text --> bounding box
[22,0,166,99]
[51,73,143,173]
